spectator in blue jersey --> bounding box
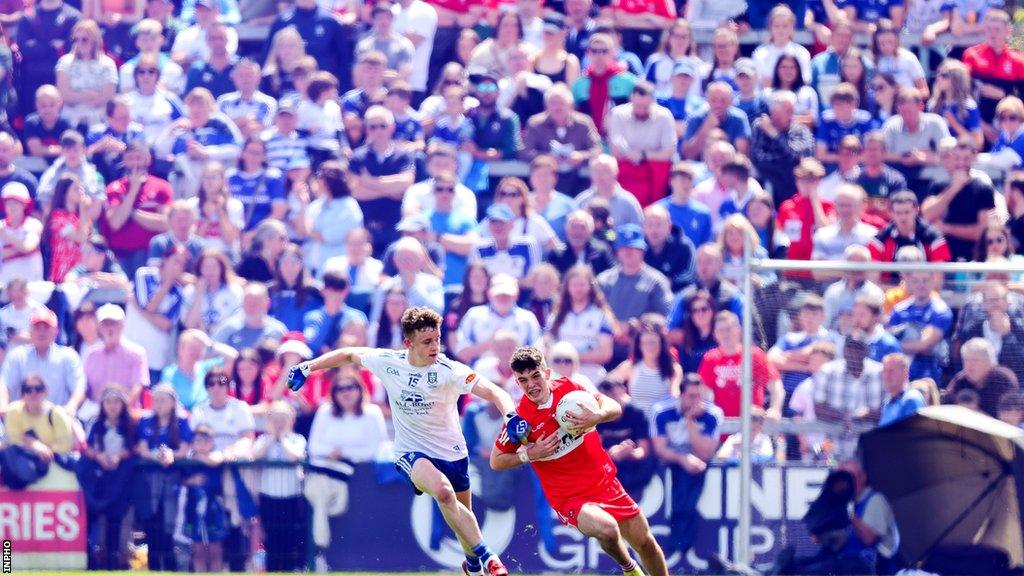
[750,90,815,206]
[852,296,902,363]
[217,59,277,139]
[14,0,81,118]
[654,61,702,135]
[349,105,415,257]
[681,82,751,160]
[655,161,711,248]
[980,96,1024,172]
[123,53,185,148]
[652,373,721,557]
[838,0,907,30]
[262,0,353,93]
[887,270,953,382]
[126,245,189,382]
[426,170,477,289]
[183,21,237,98]
[643,204,695,292]
[769,293,840,409]
[928,60,984,151]
[229,136,286,245]
[470,203,542,282]
[302,271,368,355]
[810,17,869,106]
[261,102,309,172]
[384,82,425,154]
[23,85,73,160]
[213,282,287,350]
[86,97,146,184]
[454,273,542,364]
[157,87,242,199]
[269,244,323,332]
[596,375,656,498]
[816,83,877,168]
[878,352,925,427]
[341,51,390,143]
[733,59,769,125]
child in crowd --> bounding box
[175,423,228,573]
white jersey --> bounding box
[360,348,478,461]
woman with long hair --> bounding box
[702,26,740,91]
[269,244,324,331]
[183,249,243,333]
[719,214,774,288]
[677,291,718,373]
[746,191,789,259]
[368,284,408,350]
[236,218,288,283]
[840,47,871,107]
[929,60,983,150]
[45,174,94,282]
[467,11,526,78]
[444,262,490,354]
[867,72,899,123]
[547,265,617,382]
[229,347,271,415]
[306,160,363,274]
[769,54,819,127]
[973,223,1024,281]
[55,20,118,127]
[644,19,702,99]
[135,383,191,571]
[260,27,308,99]
[193,161,243,257]
[533,16,580,86]
[418,63,477,136]
[609,315,682,416]
[871,21,929,98]
[751,5,811,88]
[81,386,136,569]
[481,176,559,253]
[308,372,388,463]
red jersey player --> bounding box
[490,346,669,576]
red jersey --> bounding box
[698,347,777,418]
[963,43,1024,119]
[777,193,834,278]
[495,378,618,507]
[611,0,675,18]
[101,176,173,252]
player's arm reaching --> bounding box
[285,347,370,391]
[471,378,531,447]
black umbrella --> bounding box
[859,405,1024,568]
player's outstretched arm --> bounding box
[471,378,531,443]
[490,432,560,471]
[287,347,369,391]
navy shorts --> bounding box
[395,452,471,495]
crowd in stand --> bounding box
[0,0,1023,572]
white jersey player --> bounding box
[287,306,530,576]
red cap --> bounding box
[30,308,58,328]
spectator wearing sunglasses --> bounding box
[546,340,598,393]
[4,374,76,461]
[979,96,1024,171]
[571,32,638,137]
[190,369,256,458]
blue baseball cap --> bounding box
[486,203,516,223]
[672,61,697,78]
[614,224,647,250]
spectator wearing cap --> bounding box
[349,105,415,257]
[655,162,711,248]
[85,97,147,185]
[0,133,39,216]
[776,157,833,279]
[470,203,542,282]
[454,273,542,364]
[118,19,186,94]
[598,224,673,354]
[159,328,237,410]
[750,90,815,206]
[100,142,173,277]
[605,80,676,208]
[216,59,278,137]
[425,170,478,288]
[656,61,704,133]
[878,352,925,427]
[261,101,310,172]
[402,142,477,221]
[356,2,415,80]
[546,209,615,276]
[682,82,750,161]
[922,137,996,262]
[83,303,148,407]
[575,154,644,228]
[22,85,73,161]
[533,12,580,85]
[37,130,106,212]
[944,338,1020,418]
[0,307,85,414]
[464,71,522,185]
[0,183,44,285]
[302,271,369,355]
[732,59,768,126]
[520,83,602,190]
[643,19,701,100]
[263,0,352,92]
[383,214,444,277]
[371,236,444,321]
[812,335,883,457]
[571,32,637,137]
[214,283,287,350]
[170,0,238,69]
[480,176,560,253]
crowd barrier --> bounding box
[0,457,830,572]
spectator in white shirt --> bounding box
[455,273,542,364]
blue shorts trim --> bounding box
[395,452,471,495]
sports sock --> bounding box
[465,554,482,573]
[471,542,493,566]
